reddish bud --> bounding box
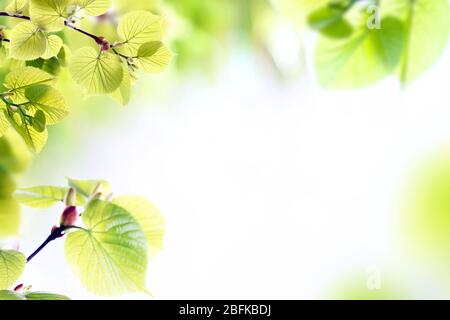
[60,206,78,226]
[96,37,110,51]
[14,284,24,292]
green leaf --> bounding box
[315,16,404,89]
[4,67,55,92]
[0,109,9,138]
[69,47,124,94]
[384,0,450,84]
[0,250,26,290]
[5,0,28,14]
[67,177,110,198]
[112,63,131,106]
[136,41,172,73]
[15,185,83,208]
[117,10,164,56]
[65,199,148,295]
[25,85,69,125]
[32,109,46,133]
[0,290,70,300]
[29,0,69,32]
[0,198,21,237]
[6,110,48,153]
[24,292,70,300]
[76,0,111,16]
[42,34,63,60]
[9,21,47,61]
[308,5,352,38]
[113,196,164,259]
[27,57,62,76]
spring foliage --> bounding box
[0,0,171,153]
[305,0,450,88]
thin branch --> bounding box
[63,20,101,43]
[0,12,30,21]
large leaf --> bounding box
[0,129,33,173]
[136,42,172,73]
[76,0,111,16]
[315,16,404,88]
[113,196,165,258]
[29,0,69,32]
[15,185,83,208]
[0,250,26,290]
[0,290,70,300]
[25,85,68,125]
[9,21,47,61]
[112,63,132,106]
[69,47,123,94]
[117,10,164,56]
[65,200,148,295]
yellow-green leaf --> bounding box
[136,41,171,73]
[113,196,165,259]
[41,34,63,60]
[0,290,70,300]
[25,85,68,125]
[112,63,131,106]
[9,21,47,61]
[65,200,148,295]
[29,0,69,32]
[0,250,26,290]
[15,185,83,208]
[6,111,48,153]
[117,10,164,56]
[69,47,123,94]
[4,66,54,91]
[76,0,111,16]
[5,0,28,14]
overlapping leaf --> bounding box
[0,250,25,290]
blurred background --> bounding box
[2,0,450,299]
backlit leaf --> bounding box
[69,46,123,94]
[29,0,69,32]
[65,199,148,295]
[25,85,68,125]
[76,0,111,16]
[9,21,47,61]
[0,250,25,290]
[136,41,172,73]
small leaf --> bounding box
[15,185,83,208]
[136,41,172,73]
[117,10,164,56]
[31,109,46,132]
[42,34,63,60]
[24,292,70,300]
[0,290,24,300]
[0,290,70,300]
[0,250,26,290]
[9,21,47,61]
[67,178,110,198]
[112,63,131,106]
[69,47,123,94]
[65,200,148,295]
[76,0,111,16]
[25,85,69,125]
[113,196,165,258]
[30,0,69,32]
